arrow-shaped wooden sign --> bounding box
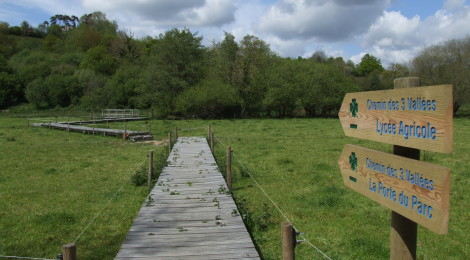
[338,144,450,234]
[338,85,453,153]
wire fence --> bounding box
[215,136,332,260]
[0,256,55,260]
[71,157,148,244]
[178,127,207,131]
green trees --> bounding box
[5,11,441,118]
[412,37,470,114]
[136,28,205,116]
[175,80,241,118]
[80,46,117,75]
[0,56,21,109]
[356,54,384,76]
[232,35,272,116]
[263,58,301,117]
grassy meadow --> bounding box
[0,114,469,259]
[0,116,165,259]
[153,118,470,259]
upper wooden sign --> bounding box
[338,144,450,234]
[338,85,453,153]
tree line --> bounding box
[1,12,468,117]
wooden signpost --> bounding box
[338,77,453,259]
[338,144,450,234]
[338,84,453,153]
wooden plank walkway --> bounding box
[115,137,260,259]
[32,122,149,137]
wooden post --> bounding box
[226,146,232,190]
[148,150,154,193]
[175,127,178,141]
[123,124,127,140]
[106,119,109,128]
[79,119,82,126]
[92,124,95,136]
[210,131,214,154]
[49,119,52,129]
[390,77,420,260]
[282,222,296,260]
[168,132,172,153]
[62,243,76,260]
[67,121,70,133]
[208,125,211,139]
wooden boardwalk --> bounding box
[32,120,149,137]
[115,137,260,259]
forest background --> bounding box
[1,12,469,118]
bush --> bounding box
[130,165,147,186]
[130,150,168,187]
[175,81,241,118]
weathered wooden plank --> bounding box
[119,241,256,250]
[124,229,252,239]
[138,204,238,211]
[116,254,260,260]
[130,218,244,227]
[116,246,258,258]
[115,137,260,259]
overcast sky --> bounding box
[1,0,470,66]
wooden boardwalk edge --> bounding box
[115,137,260,259]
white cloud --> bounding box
[3,0,470,68]
[257,0,391,41]
[82,0,237,28]
[444,0,466,10]
[358,6,470,65]
[350,52,367,65]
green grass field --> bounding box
[0,116,165,259]
[1,115,469,259]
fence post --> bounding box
[49,119,52,129]
[210,131,214,154]
[175,127,178,141]
[226,146,232,190]
[62,243,76,260]
[148,150,154,193]
[168,132,172,153]
[282,222,296,260]
[390,77,420,260]
[208,125,211,139]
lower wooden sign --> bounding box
[338,144,450,234]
